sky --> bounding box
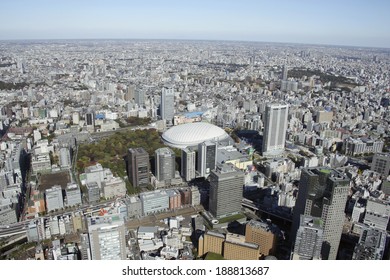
[0,0,389,48]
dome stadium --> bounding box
[162,122,231,149]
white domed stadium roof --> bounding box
[162,122,230,149]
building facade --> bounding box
[87,215,127,260]
[292,215,323,260]
[292,167,350,260]
[181,148,196,181]
[262,104,288,156]
[155,147,176,183]
[128,148,150,187]
[209,163,244,219]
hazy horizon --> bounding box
[1,0,389,49]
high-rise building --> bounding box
[45,185,64,212]
[209,163,244,219]
[87,214,127,260]
[371,153,390,178]
[135,88,145,107]
[181,148,196,181]
[282,65,288,80]
[197,141,217,178]
[160,87,175,124]
[155,147,176,182]
[125,84,136,101]
[291,167,350,260]
[128,148,150,187]
[245,219,278,256]
[292,215,324,260]
[262,104,288,156]
[85,112,94,126]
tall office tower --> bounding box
[85,112,95,126]
[181,148,196,181]
[282,65,288,80]
[197,141,217,178]
[371,153,390,178]
[262,104,289,156]
[45,185,64,212]
[87,214,127,260]
[292,215,324,260]
[245,219,278,256]
[134,88,145,107]
[291,167,350,260]
[160,87,175,124]
[128,148,150,187]
[125,84,136,101]
[363,198,390,231]
[155,147,176,182]
[209,163,244,219]
[352,225,387,260]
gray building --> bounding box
[140,189,169,216]
[160,87,175,124]
[59,147,71,169]
[45,185,64,212]
[292,167,350,260]
[87,214,127,260]
[209,163,244,219]
[65,183,82,207]
[197,141,217,178]
[128,148,150,187]
[262,104,288,156]
[135,88,145,107]
[353,225,387,260]
[125,195,142,218]
[293,215,324,260]
[371,153,390,178]
[86,182,100,203]
[181,148,196,182]
[155,147,176,183]
[364,198,390,231]
[0,202,18,225]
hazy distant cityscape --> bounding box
[0,38,389,260]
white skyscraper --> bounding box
[181,148,196,181]
[161,87,175,124]
[262,104,288,156]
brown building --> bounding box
[245,220,277,256]
[223,241,260,260]
[167,189,181,210]
[179,188,192,205]
[198,231,225,257]
[127,148,150,187]
[316,110,333,124]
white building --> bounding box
[45,185,64,212]
[262,104,288,156]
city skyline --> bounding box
[1,0,390,48]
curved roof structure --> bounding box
[162,122,230,149]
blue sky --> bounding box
[1,0,389,48]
